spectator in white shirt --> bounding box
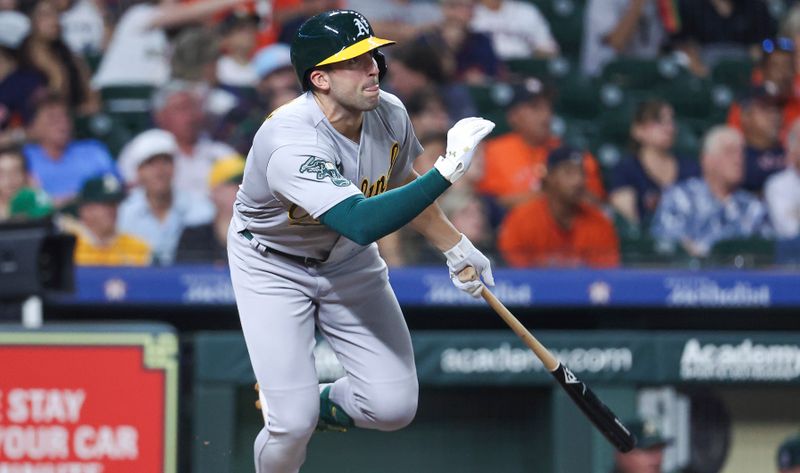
[216,11,259,88]
[765,119,800,240]
[471,0,558,60]
[92,0,249,88]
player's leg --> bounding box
[228,230,320,473]
[316,246,419,431]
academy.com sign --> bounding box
[440,343,633,374]
[680,338,800,381]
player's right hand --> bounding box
[434,117,495,183]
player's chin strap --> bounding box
[317,385,354,432]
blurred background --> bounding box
[1,0,800,472]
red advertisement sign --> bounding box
[0,328,178,473]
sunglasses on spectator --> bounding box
[762,37,794,54]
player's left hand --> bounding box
[444,234,494,298]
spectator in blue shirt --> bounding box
[117,128,214,265]
[610,100,699,229]
[23,93,117,206]
[650,125,771,257]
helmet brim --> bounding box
[315,36,396,67]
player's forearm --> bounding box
[319,168,450,245]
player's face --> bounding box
[325,52,381,112]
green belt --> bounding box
[239,230,324,266]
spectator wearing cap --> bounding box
[610,99,699,229]
[472,0,559,61]
[216,12,259,88]
[117,129,214,265]
[122,81,236,195]
[23,93,117,206]
[728,37,800,143]
[72,174,150,266]
[778,433,800,473]
[611,417,672,473]
[175,155,243,264]
[252,43,298,100]
[737,85,787,194]
[498,146,620,268]
[477,78,606,211]
[765,118,800,240]
[651,126,771,258]
[0,0,29,50]
[580,0,668,77]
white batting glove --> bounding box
[444,234,495,298]
[434,117,495,183]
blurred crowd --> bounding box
[1,0,799,269]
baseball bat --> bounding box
[458,267,636,453]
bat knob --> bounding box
[457,266,478,283]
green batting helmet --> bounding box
[290,10,395,91]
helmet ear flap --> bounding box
[374,49,388,83]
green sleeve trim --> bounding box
[319,168,450,245]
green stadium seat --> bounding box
[595,103,635,146]
[99,86,155,139]
[547,0,584,58]
[673,122,701,159]
[602,58,664,91]
[659,78,714,119]
[707,238,775,268]
[711,59,754,90]
[73,113,136,157]
[554,77,602,120]
[505,57,574,80]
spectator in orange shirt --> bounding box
[727,37,800,142]
[477,78,606,211]
[498,146,620,268]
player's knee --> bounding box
[276,409,318,443]
[366,378,418,431]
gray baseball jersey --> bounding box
[232,90,422,260]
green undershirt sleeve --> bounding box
[319,168,450,245]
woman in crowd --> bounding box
[609,99,699,229]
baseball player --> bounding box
[227,9,495,473]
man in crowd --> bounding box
[738,85,786,193]
[650,126,771,257]
[71,174,150,266]
[118,81,235,196]
[23,93,116,206]
[117,129,213,265]
[498,146,619,268]
[478,78,605,210]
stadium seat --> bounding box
[505,57,573,80]
[547,0,584,58]
[673,122,701,159]
[602,58,663,91]
[99,86,155,140]
[73,113,136,157]
[711,59,755,90]
[554,76,602,120]
[708,238,775,268]
[659,78,714,119]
